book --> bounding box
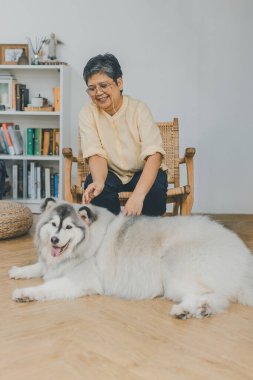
[48,129,54,155]
[1,123,15,155]
[53,128,60,155]
[8,125,23,155]
[42,129,50,155]
[50,173,54,197]
[26,128,34,155]
[41,167,45,198]
[12,79,16,110]
[34,128,42,155]
[0,128,8,154]
[30,162,36,199]
[53,87,60,112]
[45,168,51,197]
[0,128,10,154]
[27,169,31,198]
[12,164,18,199]
[53,173,59,198]
[36,165,41,199]
[15,83,26,111]
[18,164,23,198]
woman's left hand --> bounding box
[123,193,145,216]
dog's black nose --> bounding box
[51,236,59,245]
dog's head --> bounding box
[35,198,97,265]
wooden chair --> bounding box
[62,118,196,216]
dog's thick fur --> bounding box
[9,198,253,319]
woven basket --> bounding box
[0,201,33,239]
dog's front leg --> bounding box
[12,277,100,302]
[9,262,43,279]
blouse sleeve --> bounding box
[137,103,165,161]
[79,106,107,160]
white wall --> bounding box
[1,0,253,213]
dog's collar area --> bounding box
[51,240,70,257]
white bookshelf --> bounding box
[0,65,70,212]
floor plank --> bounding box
[0,214,253,380]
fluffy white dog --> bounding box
[9,198,253,319]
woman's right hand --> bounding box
[82,181,104,204]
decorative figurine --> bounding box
[43,33,63,60]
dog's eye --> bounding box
[52,222,56,227]
[66,225,72,229]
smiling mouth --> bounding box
[51,240,70,257]
[96,95,109,103]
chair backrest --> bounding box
[76,118,180,188]
[158,118,179,187]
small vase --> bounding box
[32,54,40,65]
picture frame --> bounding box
[0,44,29,65]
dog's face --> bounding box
[36,198,97,265]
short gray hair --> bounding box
[83,53,123,85]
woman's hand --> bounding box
[82,181,104,204]
[123,193,145,216]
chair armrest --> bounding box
[62,147,75,202]
[179,147,196,213]
[179,147,196,164]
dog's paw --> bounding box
[9,266,23,279]
[12,288,36,303]
[195,303,212,319]
[170,304,192,320]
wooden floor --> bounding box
[0,214,253,380]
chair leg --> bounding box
[181,198,191,216]
[172,202,180,216]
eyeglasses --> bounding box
[86,81,114,96]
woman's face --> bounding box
[86,72,123,115]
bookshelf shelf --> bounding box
[0,65,70,213]
[0,154,60,161]
[0,111,60,116]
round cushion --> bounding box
[0,201,33,239]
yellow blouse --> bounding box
[79,95,166,184]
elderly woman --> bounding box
[79,53,168,216]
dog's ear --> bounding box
[78,206,97,225]
[41,197,57,212]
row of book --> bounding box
[11,163,59,200]
[15,83,29,111]
[27,127,60,156]
[0,123,60,156]
[0,72,60,112]
[0,123,23,155]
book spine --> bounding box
[42,130,50,155]
[45,168,51,198]
[2,123,15,155]
[54,173,59,198]
[53,87,60,112]
[34,128,41,155]
[26,128,34,155]
[15,84,21,111]
[8,125,23,155]
[30,162,36,199]
[18,164,23,198]
[49,129,54,155]
[0,128,10,154]
[50,173,54,196]
[12,164,18,199]
[36,166,41,199]
[41,167,45,198]
[27,170,31,198]
[12,80,16,111]
[0,127,8,154]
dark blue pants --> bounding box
[84,169,168,216]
